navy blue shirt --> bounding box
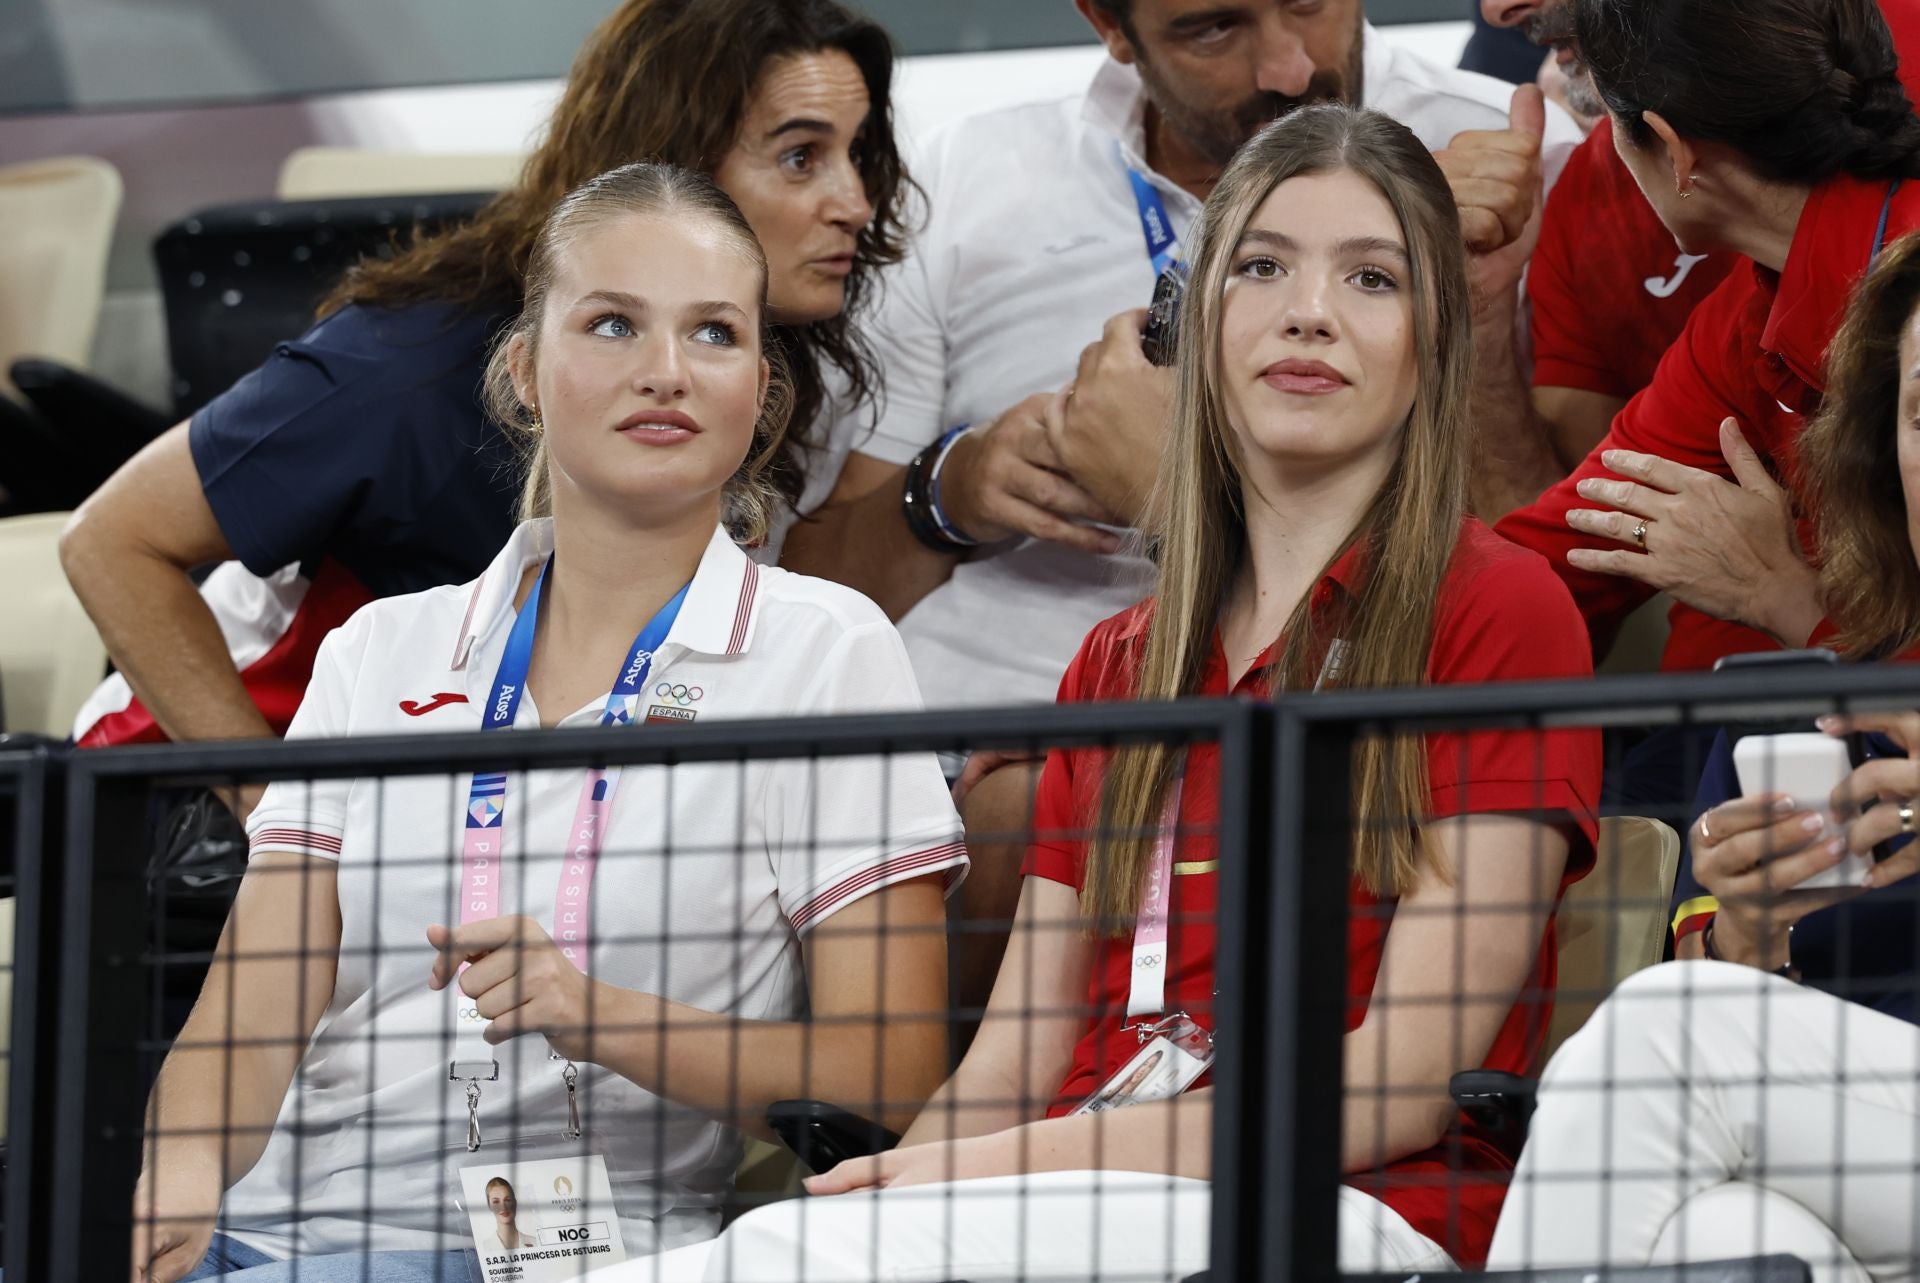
[1678,730,1920,1022]
[189,301,520,597]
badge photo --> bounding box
[461,1156,629,1281]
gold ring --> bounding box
[1632,520,1649,549]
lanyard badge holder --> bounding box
[447,556,686,1279]
[1072,770,1215,1116]
[1070,642,1350,1116]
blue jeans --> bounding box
[181,1234,483,1281]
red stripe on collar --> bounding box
[726,559,759,655]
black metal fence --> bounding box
[6,663,1920,1281]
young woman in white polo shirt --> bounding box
[129,162,966,1283]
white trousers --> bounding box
[598,1172,1453,1282]
[1488,960,1920,1283]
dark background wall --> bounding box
[0,0,1461,116]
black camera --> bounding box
[1140,261,1188,367]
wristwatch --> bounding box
[901,426,981,553]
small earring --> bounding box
[530,412,543,433]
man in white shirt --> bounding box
[786,0,1579,711]
[781,0,1579,1003]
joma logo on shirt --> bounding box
[398,692,468,717]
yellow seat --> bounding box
[1548,814,1684,1058]
[0,156,122,397]
[276,147,523,200]
[0,511,108,738]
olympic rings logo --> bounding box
[459,1008,487,1023]
[653,681,703,706]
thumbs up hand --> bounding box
[1434,84,1547,255]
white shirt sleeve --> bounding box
[243,615,365,863]
[832,146,954,469]
[768,619,967,934]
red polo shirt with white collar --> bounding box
[1500,170,1920,669]
[1023,518,1601,1267]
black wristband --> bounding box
[901,440,974,554]
[1703,915,1801,982]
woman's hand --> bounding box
[427,916,616,1063]
[129,1146,223,1283]
[802,1133,1020,1195]
[1820,711,1920,891]
[1563,418,1825,645]
[1689,791,1860,969]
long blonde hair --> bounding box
[1086,105,1475,928]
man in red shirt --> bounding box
[1477,0,1737,515]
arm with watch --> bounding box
[779,395,1121,622]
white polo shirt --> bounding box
[835,34,1579,709]
[219,519,966,1261]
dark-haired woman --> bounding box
[1495,0,1920,674]
[610,102,1601,1283]
[61,0,910,810]
[1488,232,1920,1283]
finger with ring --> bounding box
[1632,519,1649,549]
[1902,800,1916,834]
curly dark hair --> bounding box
[317,0,914,515]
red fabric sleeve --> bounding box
[1424,533,1603,863]
[1496,267,1768,658]
[1022,626,1112,889]
[1528,133,1632,399]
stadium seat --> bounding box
[12,188,502,502]
[276,147,524,200]
[152,190,495,417]
[1452,813,1682,1149]
[0,156,122,400]
[0,511,108,738]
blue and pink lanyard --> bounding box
[450,556,689,1089]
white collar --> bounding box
[449,519,764,675]
[1078,22,1390,179]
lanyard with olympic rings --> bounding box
[451,555,690,1150]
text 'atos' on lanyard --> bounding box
[451,555,690,1151]
[1121,143,1184,281]
[1125,639,1350,1021]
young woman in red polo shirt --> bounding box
[1495,0,1920,670]
[617,103,1601,1283]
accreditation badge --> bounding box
[459,1154,628,1281]
[1070,1013,1214,1115]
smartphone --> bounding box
[1716,648,1884,885]
[1140,261,1188,367]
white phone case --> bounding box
[1730,732,1870,891]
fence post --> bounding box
[48,762,150,1283]
[1265,704,1351,1283]
[1209,702,1274,1279]
[3,742,61,1283]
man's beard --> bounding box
[1136,38,1364,169]
[1523,4,1607,119]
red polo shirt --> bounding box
[1500,172,1920,669]
[1024,518,1601,1267]
[1500,0,1920,670]
[1530,118,1736,400]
